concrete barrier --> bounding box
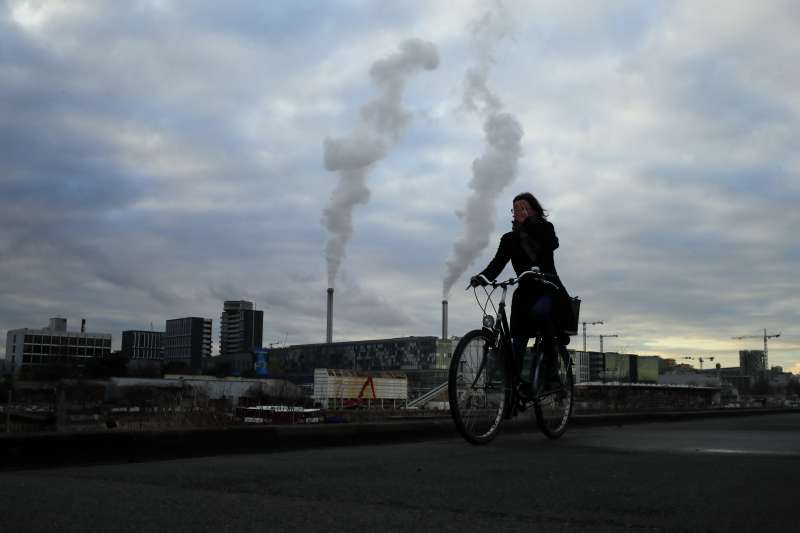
[1,408,797,471]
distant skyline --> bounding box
[1,1,798,371]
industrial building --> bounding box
[269,336,445,400]
[313,368,407,408]
[269,336,443,378]
[4,318,112,375]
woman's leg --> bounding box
[512,336,529,379]
[530,295,559,380]
[530,294,556,344]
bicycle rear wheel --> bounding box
[448,329,510,445]
[534,343,574,439]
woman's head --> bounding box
[512,192,547,223]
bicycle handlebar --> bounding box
[466,268,559,291]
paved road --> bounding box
[1,413,797,532]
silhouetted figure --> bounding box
[470,192,574,379]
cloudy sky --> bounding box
[2,0,798,372]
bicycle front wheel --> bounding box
[534,344,574,439]
[448,329,511,445]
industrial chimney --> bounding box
[441,300,448,340]
[81,318,86,333]
[326,288,334,344]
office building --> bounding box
[739,350,765,376]
[4,318,112,374]
[121,330,164,361]
[570,350,591,383]
[219,300,263,357]
[164,317,212,372]
[588,351,606,381]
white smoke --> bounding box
[322,39,439,287]
[442,8,523,297]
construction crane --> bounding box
[267,333,289,349]
[732,328,780,370]
[684,355,715,370]
[582,320,604,353]
[587,333,619,353]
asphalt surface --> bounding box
[1,412,797,532]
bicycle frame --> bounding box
[469,270,567,403]
[470,283,518,405]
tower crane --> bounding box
[582,320,604,353]
[683,355,715,369]
[732,328,780,370]
[587,333,619,353]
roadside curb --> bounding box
[1,408,797,471]
[570,407,800,426]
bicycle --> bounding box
[448,268,579,444]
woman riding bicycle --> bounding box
[470,192,573,391]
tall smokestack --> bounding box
[326,288,334,344]
[81,318,86,333]
[442,300,448,340]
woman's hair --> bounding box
[513,192,548,220]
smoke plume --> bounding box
[322,39,439,287]
[442,8,523,297]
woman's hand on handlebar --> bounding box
[468,274,489,289]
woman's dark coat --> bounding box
[478,217,574,339]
